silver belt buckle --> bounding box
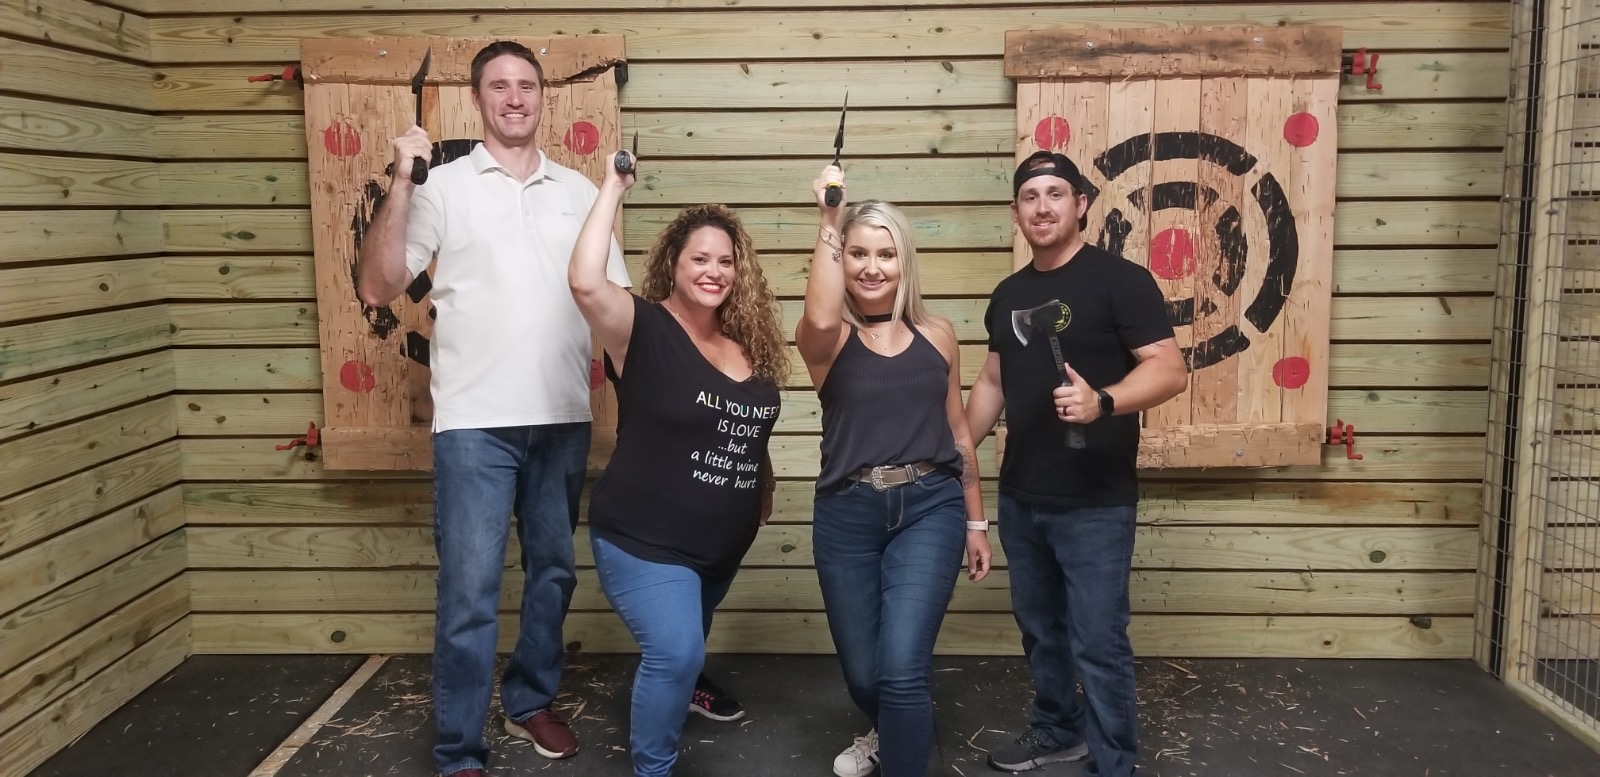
[869,466,888,491]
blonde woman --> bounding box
[795,167,992,777]
[568,148,788,777]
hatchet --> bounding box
[1011,300,1088,449]
[408,47,433,185]
[824,92,847,207]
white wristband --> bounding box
[966,520,989,531]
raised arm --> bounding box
[794,165,850,375]
[357,126,433,307]
[569,148,639,370]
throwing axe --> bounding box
[1011,299,1087,449]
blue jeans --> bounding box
[430,423,589,775]
[591,534,734,777]
[813,470,967,777]
[998,495,1139,777]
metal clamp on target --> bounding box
[1341,48,1382,90]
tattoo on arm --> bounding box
[956,442,979,489]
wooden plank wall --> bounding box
[142,1,1507,659]
[0,1,191,775]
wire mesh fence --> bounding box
[1481,0,1600,744]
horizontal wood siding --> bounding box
[0,2,186,775]
[137,1,1505,660]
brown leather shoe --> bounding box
[505,709,578,759]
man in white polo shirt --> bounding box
[356,40,630,777]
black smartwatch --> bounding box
[1096,388,1115,417]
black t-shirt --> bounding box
[587,295,783,580]
[983,244,1175,507]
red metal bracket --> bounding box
[1341,48,1382,90]
[276,421,320,451]
[1325,419,1363,460]
[248,64,304,89]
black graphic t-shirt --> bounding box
[587,294,783,580]
[983,244,1175,507]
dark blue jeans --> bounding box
[813,470,967,777]
[591,534,735,777]
[430,423,589,775]
[999,494,1139,777]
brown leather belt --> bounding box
[854,461,937,491]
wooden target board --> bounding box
[1005,25,1340,469]
[300,35,626,470]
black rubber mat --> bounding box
[32,652,1600,776]
[30,654,367,777]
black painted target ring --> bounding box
[1082,131,1299,372]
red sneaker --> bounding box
[505,709,578,759]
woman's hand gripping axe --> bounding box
[613,132,639,176]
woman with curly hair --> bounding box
[796,166,992,777]
[567,146,786,777]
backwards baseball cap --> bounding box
[1013,150,1086,198]
[1012,150,1089,230]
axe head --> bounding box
[1011,299,1065,347]
[411,47,432,98]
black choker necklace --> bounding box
[862,312,894,324]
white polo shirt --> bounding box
[404,143,630,432]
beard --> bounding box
[1021,218,1075,249]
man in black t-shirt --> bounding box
[965,151,1187,776]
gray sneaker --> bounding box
[986,728,1089,772]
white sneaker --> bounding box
[832,728,880,777]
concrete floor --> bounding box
[32,653,1600,777]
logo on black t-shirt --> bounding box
[1050,301,1071,332]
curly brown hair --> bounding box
[638,204,790,386]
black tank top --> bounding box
[815,321,963,492]
[588,295,783,580]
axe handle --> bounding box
[411,89,429,185]
[824,156,843,206]
[1047,337,1089,449]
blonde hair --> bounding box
[638,204,790,385]
[839,200,933,329]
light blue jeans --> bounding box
[591,533,735,777]
[430,423,589,775]
[812,469,967,777]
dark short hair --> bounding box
[470,41,544,91]
[1013,151,1089,230]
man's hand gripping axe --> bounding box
[408,47,433,185]
[1012,300,1088,450]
